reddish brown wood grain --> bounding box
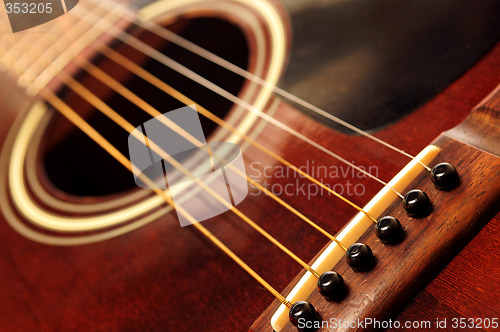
[252,45,500,331]
[390,82,500,332]
[252,127,500,332]
[0,32,499,332]
[391,211,500,331]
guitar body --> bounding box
[0,1,499,331]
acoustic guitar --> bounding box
[0,0,499,331]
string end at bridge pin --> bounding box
[289,301,321,329]
[430,162,460,191]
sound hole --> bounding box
[43,17,249,196]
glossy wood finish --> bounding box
[253,113,500,331]
[390,87,500,330]
[0,16,500,332]
[391,212,500,331]
[279,0,500,132]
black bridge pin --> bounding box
[431,162,459,191]
[346,243,375,272]
[375,216,404,244]
[289,301,320,330]
[317,271,347,302]
[403,189,432,218]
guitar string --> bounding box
[45,71,323,279]
[1,4,391,281]
[1,2,404,286]
[1,3,384,226]
[0,0,456,318]
[0,2,438,314]
[37,88,293,308]
[0,5,108,90]
[93,42,380,225]
[0,6,355,248]
[97,0,432,173]
[0,2,96,85]
[65,54,354,247]
[71,2,405,198]
[68,2,406,200]
[1,11,319,305]
[2,2,119,94]
[17,8,91,87]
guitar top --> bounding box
[0,0,499,331]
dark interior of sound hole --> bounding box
[43,17,249,196]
